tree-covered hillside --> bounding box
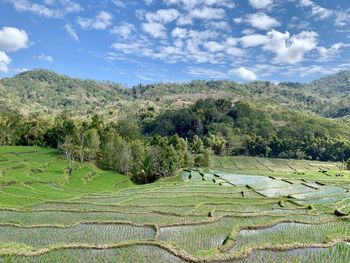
[1,69,349,118]
[308,71,350,118]
[0,69,128,115]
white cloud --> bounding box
[142,22,167,38]
[172,27,188,38]
[226,46,245,57]
[205,21,230,30]
[112,27,243,65]
[240,30,319,64]
[299,65,324,77]
[37,53,54,62]
[203,41,225,52]
[187,66,228,79]
[226,37,238,46]
[64,24,79,41]
[249,0,273,9]
[287,17,311,30]
[170,6,226,25]
[0,51,11,73]
[240,34,269,48]
[145,9,180,23]
[239,13,280,30]
[281,64,328,77]
[6,0,82,18]
[190,7,226,20]
[112,39,149,55]
[77,11,113,30]
[299,0,333,20]
[335,10,350,27]
[242,28,256,35]
[112,0,126,8]
[231,67,257,81]
[0,27,29,52]
[164,0,235,9]
[298,0,349,27]
[202,38,244,56]
[265,30,318,64]
[317,42,350,61]
[111,23,135,39]
[176,16,193,26]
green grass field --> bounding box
[0,146,349,262]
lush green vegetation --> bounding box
[1,69,349,181]
[0,69,350,261]
[1,98,349,183]
[144,99,350,161]
[0,147,349,262]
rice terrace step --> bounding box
[0,147,349,262]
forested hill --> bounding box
[131,71,350,118]
[308,71,350,118]
[0,69,349,118]
[0,69,127,115]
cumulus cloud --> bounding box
[204,21,230,31]
[240,34,269,48]
[111,23,135,39]
[0,27,29,52]
[265,30,318,64]
[236,13,280,30]
[249,0,273,9]
[0,51,11,73]
[113,27,243,65]
[159,1,230,24]
[6,0,82,18]
[142,22,167,38]
[0,26,29,73]
[145,9,180,23]
[77,11,113,30]
[240,30,318,64]
[36,53,54,62]
[189,7,226,20]
[172,27,188,38]
[203,41,225,52]
[231,67,257,81]
[65,24,79,41]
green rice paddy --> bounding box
[0,146,349,262]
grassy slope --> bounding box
[0,146,132,208]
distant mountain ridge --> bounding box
[0,69,349,118]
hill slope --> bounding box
[1,69,349,118]
[0,70,127,115]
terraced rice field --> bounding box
[0,147,350,262]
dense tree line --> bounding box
[143,99,350,162]
[1,98,349,184]
[0,111,210,184]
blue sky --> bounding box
[0,0,349,86]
